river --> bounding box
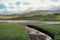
[0,20,60,24]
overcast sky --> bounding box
[0,0,60,13]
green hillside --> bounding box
[0,12,60,21]
[14,13,60,21]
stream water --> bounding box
[25,27,53,40]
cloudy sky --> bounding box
[0,0,60,14]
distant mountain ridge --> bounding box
[0,13,19,16]
[0,9,60,16]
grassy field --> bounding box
[0,16,18,20]
[0,23,30,40]
[32,24,60,40]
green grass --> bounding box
[32,24,60,40]
[0,23,30,40]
